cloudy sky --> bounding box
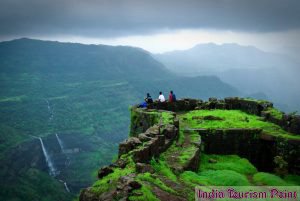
[0,0,299,55]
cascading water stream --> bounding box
[29,107,71,192]
[56,134,71,193]
[64,182,70,192]
[39,137,56,176]
[56,133,65,153]
[45,99,53,121]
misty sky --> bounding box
[0,0,300,55]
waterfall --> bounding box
[59,180,71,193]
[55,133,65,153]
[39,137,56,176]
[45,99,53,121]
[64,182,70,193]
[45,99,51,111]
[56,133,70,166]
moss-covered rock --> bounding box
[80,98,300,201]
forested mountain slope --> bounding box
[0,38,239,201]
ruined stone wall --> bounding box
[196,128,300,174]
[80,98,299,201]
[132,100,300,174]
[145,97,300,135]
[120,124,178,163]
[129,107,177,137]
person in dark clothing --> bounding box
[145,93,153,104]
[169,90,176,102]
[169,91,173,102]
[172,91,176,102]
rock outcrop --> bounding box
[80,97,300,201]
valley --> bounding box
[0,39,239,201]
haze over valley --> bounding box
[0,0,299,200]
[156,43,300,112]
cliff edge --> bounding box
[79,97,300,201]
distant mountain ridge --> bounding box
[0,38,171,79]
[155,43,293,74]
[155,43,300,112]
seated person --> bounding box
[158,91,165,102]
[169,90,176,102]
[145,93,153,104]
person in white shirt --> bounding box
[158,91,166,102]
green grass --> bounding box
[253,172,288,186]
[91,167,134,195]
[199,170,250,186]
[243,97,270,105]
[253,172,300,186]
[179,146,198,164]
[91,158,135,195]
[284,175,300,185]
[136,173,176,194]
[199,154,257,175]
[181,109,299,139]
[128,185,159,201]
[150,158,177,182]
[162,119,200,167]
[265,107,283,120]
[199,170,251,186]
[161,111,174,125]
[179,155,254,187]
[180,169,250,186]
[179,171,209,186]
[177,129,185,145]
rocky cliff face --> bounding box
[79,98,300,201]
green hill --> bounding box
[0,38,239,201]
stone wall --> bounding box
[79,123,180,201]
[120,124,178,163]
[131,101,299,174]
[129,107,176,137]
[196,128,300,174]
[80,98,299,201]
[144,97,300,135]
[262,112,300,135]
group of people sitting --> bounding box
[139,91,176,108]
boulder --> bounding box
[289,115,300,134]
[128,180,142,191]
[148,137,161,157]
[174,118,179,128]
[132,146,151,163]
[162,124,177,139]
[119,137,142,157]
[145,125,160,136]
[138,133,152,142]
[98,166,114,179]
[115,159,127,169]
[136,162,155,173]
